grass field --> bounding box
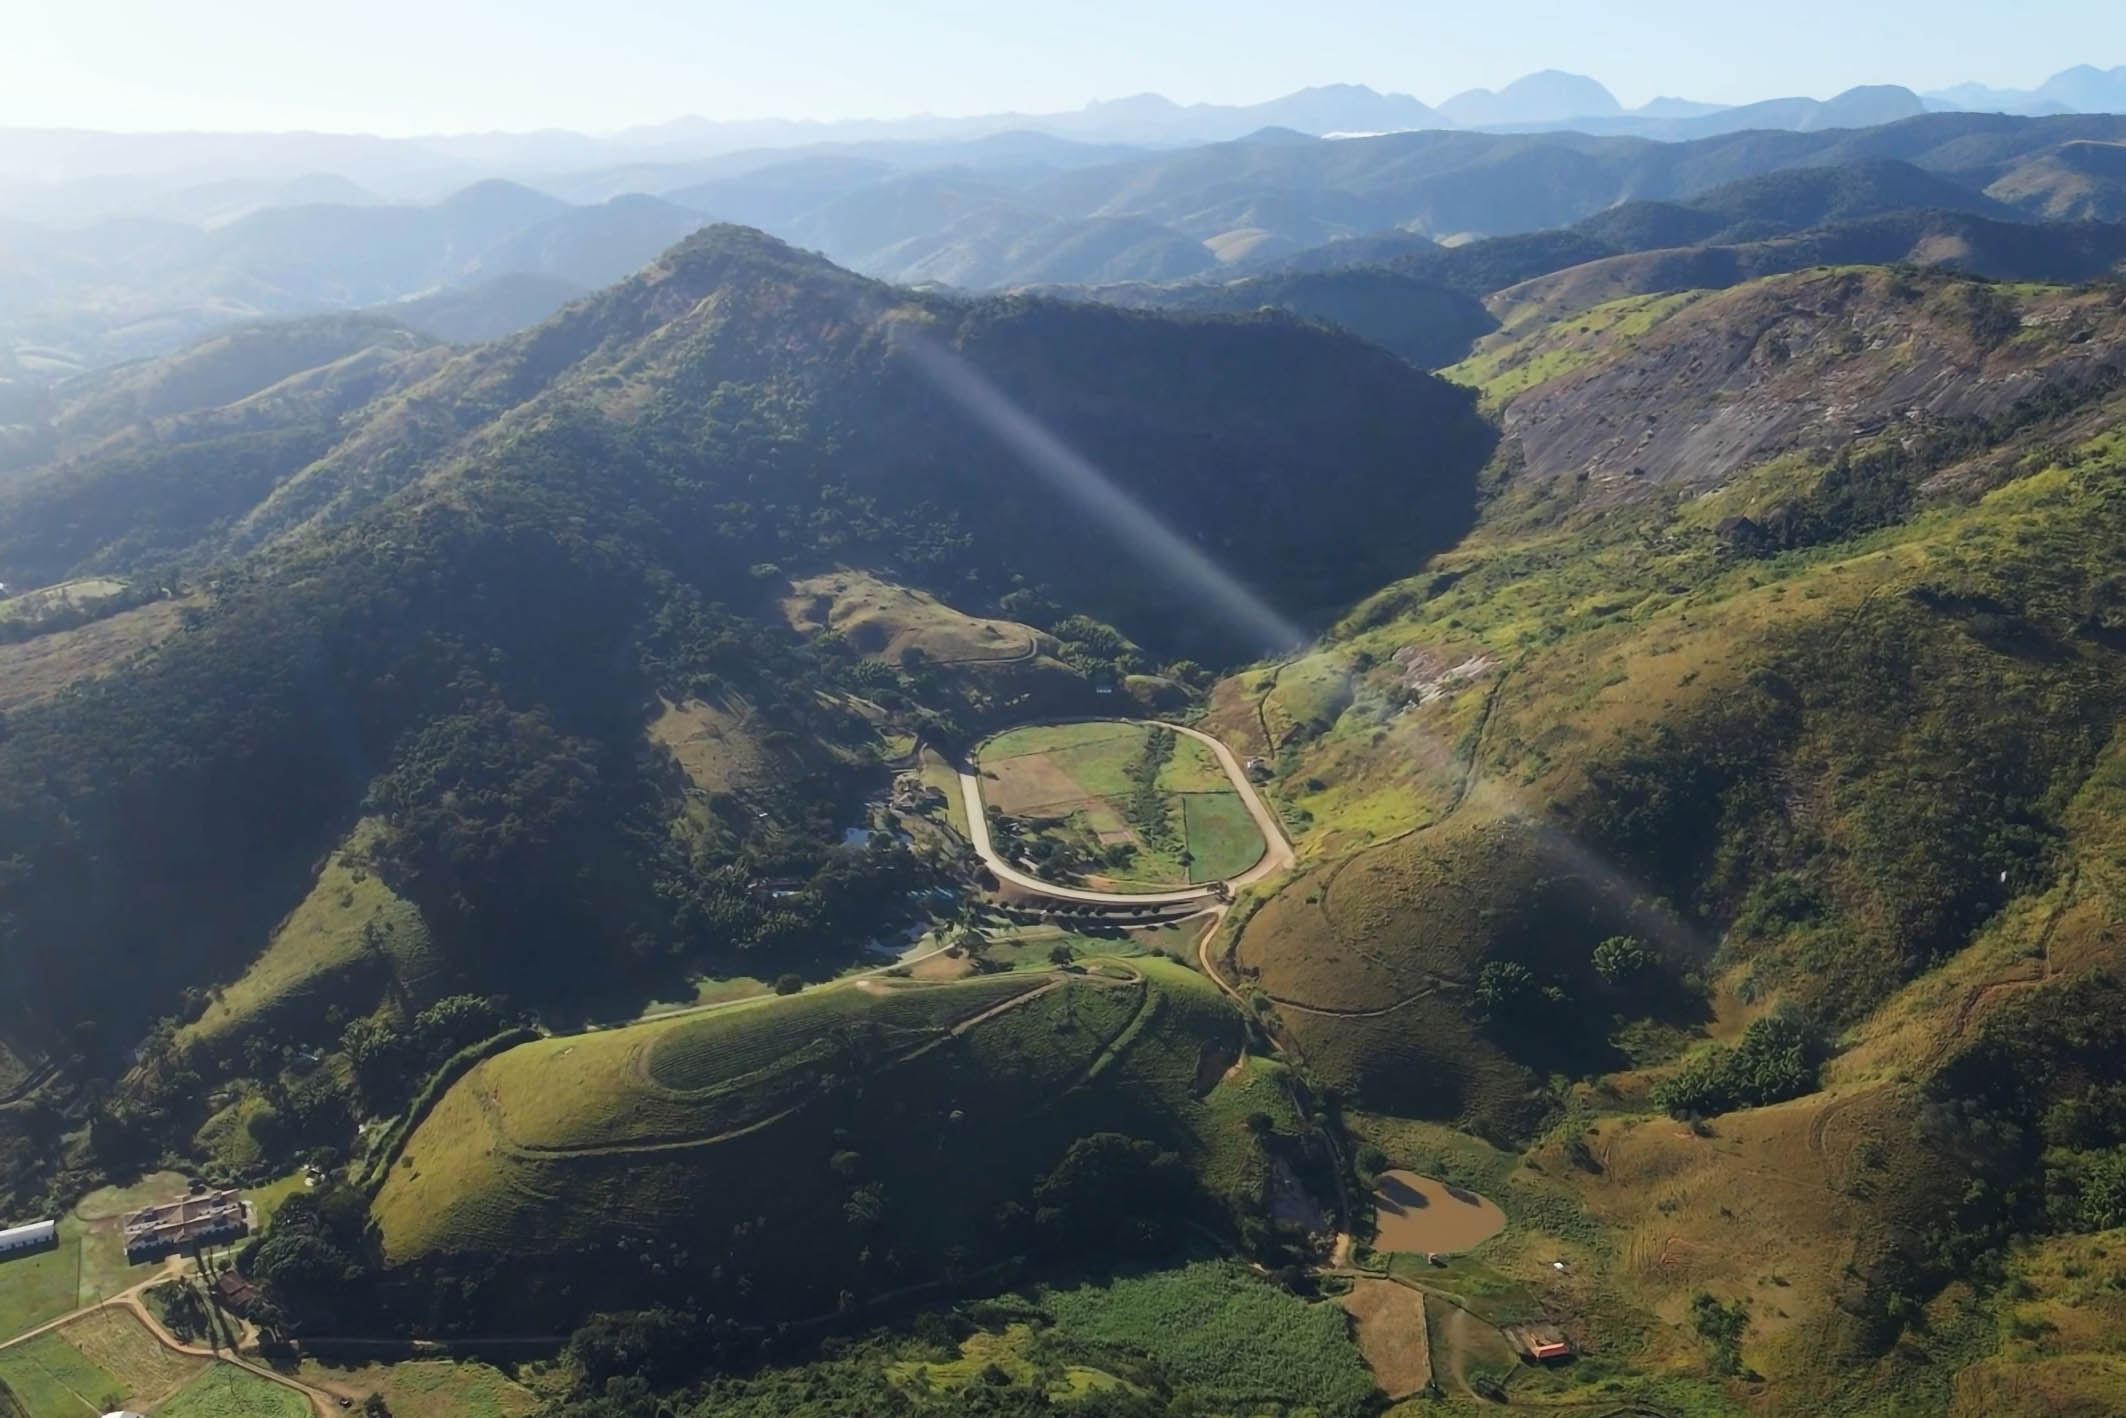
[371,956,1294,1327]
[0,1240,79,1346]
[157,1363,309,1418]
[297,1358,539,1418]
[1041,1261,1375,1418]
[0,1334,122,1418]
[975,721,1264,888]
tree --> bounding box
[774,973,804,996]
[1593,934,1655,985]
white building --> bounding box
[0,1218,57,1256]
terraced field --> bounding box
[372,959,1290,1325]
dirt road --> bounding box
[956,718,1294,906]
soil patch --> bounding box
[1370,1170,1506,1254]
[1338,1280,1432,1399]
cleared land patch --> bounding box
[1371,1170,1507,1255]
[783,570,1044,664]
[1338,1279,1433,1399]
[647,694,784,794]
[56,1309,204,1410]
[296,1357,538,1418]
[0,599,189,713]
[976,721,1265,889]
[157,1363,309,1418]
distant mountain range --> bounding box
[6,107,2126,376]
[3,66,2125,210]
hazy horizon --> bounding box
[2,0,2121,136]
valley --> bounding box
[7,90,2126,1418]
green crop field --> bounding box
[157,1364,309,1418]
[1041,1261,1376,1418]
[1179,792,1263,882]
[976,721,1264,889]
[372,956,1296,1327]
[0,1334,122,1418]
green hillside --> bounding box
[0,224,1488,1195]
[1204,264,2126,1413]
[366,959,1314,1328]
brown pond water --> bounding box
[1370,1170,1506,1254]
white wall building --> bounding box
[0,1218,57,1255]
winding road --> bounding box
[955,719,1294,906]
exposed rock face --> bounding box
[1492,270,2126,500]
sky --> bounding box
[2,0,2121,135]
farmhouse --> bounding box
[1502,1323,1574,1363]
[122,1190,248,1262]
[0,1217,57,1257]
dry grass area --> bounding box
[783,570,1043,665]
[296,1357,539,1418]
[0,599,189,712]
[1338,1280,1432,1399]
[648,694,784,794]
[57,1309,204,1409]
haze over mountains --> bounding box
[9,103,2126,379]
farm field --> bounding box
[157,1363,309,1418]
[975,721,1264,889]
[1040,1261,1376,1418]
[0,1333,122,1418]
[56,1309,204,1410]
[1338,1279,1432,1400]
[297,1357,539,1418]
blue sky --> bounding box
[3,0,2120,134]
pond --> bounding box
[1369,1169,1506,1254]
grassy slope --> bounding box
[177,818,437,1058]
[372,957,1293,1325]
[1218,269,2126,1414]
[296,1358,538,1418]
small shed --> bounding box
[0,1218,57,1257]
[1503,1323,1573,1363]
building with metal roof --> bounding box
[0,1218,58,1256]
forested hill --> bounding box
[0,225,1490,1081]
